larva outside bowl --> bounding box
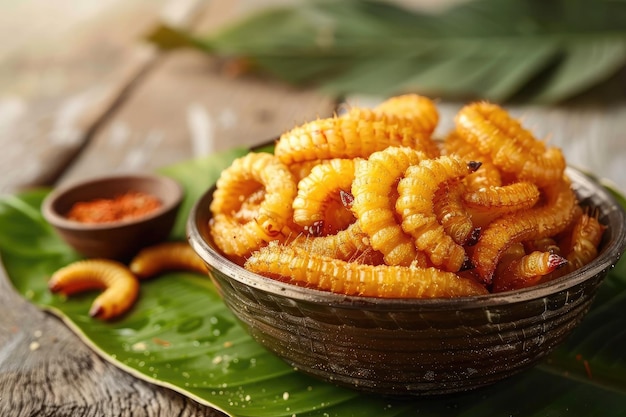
[43,173,183,261]
[187,167,626,396]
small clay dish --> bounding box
[43,174,183,261]
[187,167,626,397]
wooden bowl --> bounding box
[43,174,183,261]
[187,167,626,396]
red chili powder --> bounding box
[66,191,162,224]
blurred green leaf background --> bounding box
[147,0,626,103]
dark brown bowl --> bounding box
[187,167,626,396]
[43,174,183,261]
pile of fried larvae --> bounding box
[209,95,606,298]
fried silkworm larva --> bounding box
[396,155,481,271]
[129,241,207,279]
[292,158,357,233]
[211,152,296,232]
[454,101,565,186]
[559,209,606,275]
[351,146,430,266]
[289,222,382,264]
[464,182,540,210]
[210,213,267,259]
[493,249,568,293]
[274,108,439,165]
[464,182,541,228]
[287,159,326,182]
[443,130,502,190]
[210,152,297,256]
[48,259,139,320]
[523,237,561,256]
[344,108,441,158]
[433,179,476,245]
[245,242,488,298]
[372,94,439,135]
[493,242,525,279]
[471,176,578,283]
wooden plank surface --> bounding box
[58,0,335,185]
[0,0,178,193]
[58,49,336,185]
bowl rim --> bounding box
[42,173,184,231]
[188,166,626,310]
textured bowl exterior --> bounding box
[43,174,183,260]
[187,167,626,396]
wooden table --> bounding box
[1,1,624,415]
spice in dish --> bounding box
[66,191,162,224]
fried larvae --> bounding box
[472,177,577,283]
[208,95,605,299]
[245,242,488,298]
[130,241,207,279]
[210,152,297,257]
[396,155,480,271]
[558,210,607,276]
[434,180,476,245]
[492,245,568,292]
[49,259,139,320]
[292,158,357,234]
[289,222,382,264]
[454,101,566,187]
[443,130,502,190]
[524,237,561,255]
[370,94,439,135]
[464,182,541,227]
[351,146,429,266]
[275,108,439,165]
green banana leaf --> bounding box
[1,148,626,416]
[146,0,626,104]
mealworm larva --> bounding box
[396,155,481,271]
[210,213,267,259]
[275,108,439,165]
[492,242,525,283]
[48,259,139,320]
[292,158,357,233]
[519,147,566,187]
[523,237,561,255]
[464,182,541,228]
[464,182,540,210]
[351,146,429,266]
[472,176,578,283]
[493,250,568,293]
[443,130,502,190]
[289,222,381,264]
[345,108,441,159]
[560,210,606,274]
[245,242,488,298]
[129,241,207,279]
[371,94,439,134]
[433,180,476,245]
[210,152,297,256]
[287,159,326,182]
[454,102,565,186]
